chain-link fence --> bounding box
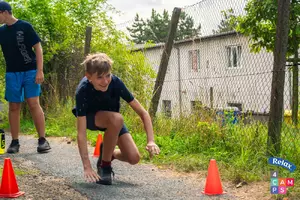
[117,0,300,168]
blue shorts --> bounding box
[86,113,129,136]
[5,70,40,103]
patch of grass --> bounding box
[0,167,29,177]
[132,112,300,185]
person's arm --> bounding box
[116,76,160,156]
[77,116,100,182]
[129,99,160,157]
[33,43,44,84]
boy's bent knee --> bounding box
[95,112,124,130]
[108,113,123,127]
[127,153,140,165]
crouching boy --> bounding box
[73,53,160,185]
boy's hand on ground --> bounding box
[146,142,160,159]
[84,167,100,183]
[35,71,44,84]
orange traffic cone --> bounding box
[202,159,226,195]
[0,158,25,198]
[93,134,103,157]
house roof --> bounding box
[132,31,238,51]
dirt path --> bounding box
[0,134,286,200]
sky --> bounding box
[107,0,200,25]
[107,0,247,36]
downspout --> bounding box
[175,46,182,116]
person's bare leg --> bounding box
[113,133,140,165]
[9,102,21,140]
[95,111,123,162]
[26,97,45,138]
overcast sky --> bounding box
[107,0,247,36]
[107,0,200,25]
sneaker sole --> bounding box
[96,179,112,185]
[6,150,19,154]
[37,147,51,153]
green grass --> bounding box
[1,101,299,198]
[0,167,29,177]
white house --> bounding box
[135,31,298,118]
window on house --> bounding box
[226,45,241,68]
[162,100,172,117]
[188,49,200,72]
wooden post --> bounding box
[267,0,290,156]
[149,8,181,119]
[84,26,92,56]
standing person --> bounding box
[73,53,160,185]
[0,1,51,153]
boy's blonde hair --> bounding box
[82,53,113,75]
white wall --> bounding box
[142,33,297,117]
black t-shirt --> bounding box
[73,75,134,117]
[0,20,41,72]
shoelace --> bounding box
[109,167,115,179]
[101,166,115,179]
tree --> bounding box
[127,9,200,44]
[235,0,300,125]
[127,14,147,44]
[213,8,237,34]
[176,12,201,41]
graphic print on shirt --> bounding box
[16,31,32,64]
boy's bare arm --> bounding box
[77,117,99,182]
[129,99,160,157]
[129,99,154,142]
[77,117,90,169]
[33,42,44,84]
